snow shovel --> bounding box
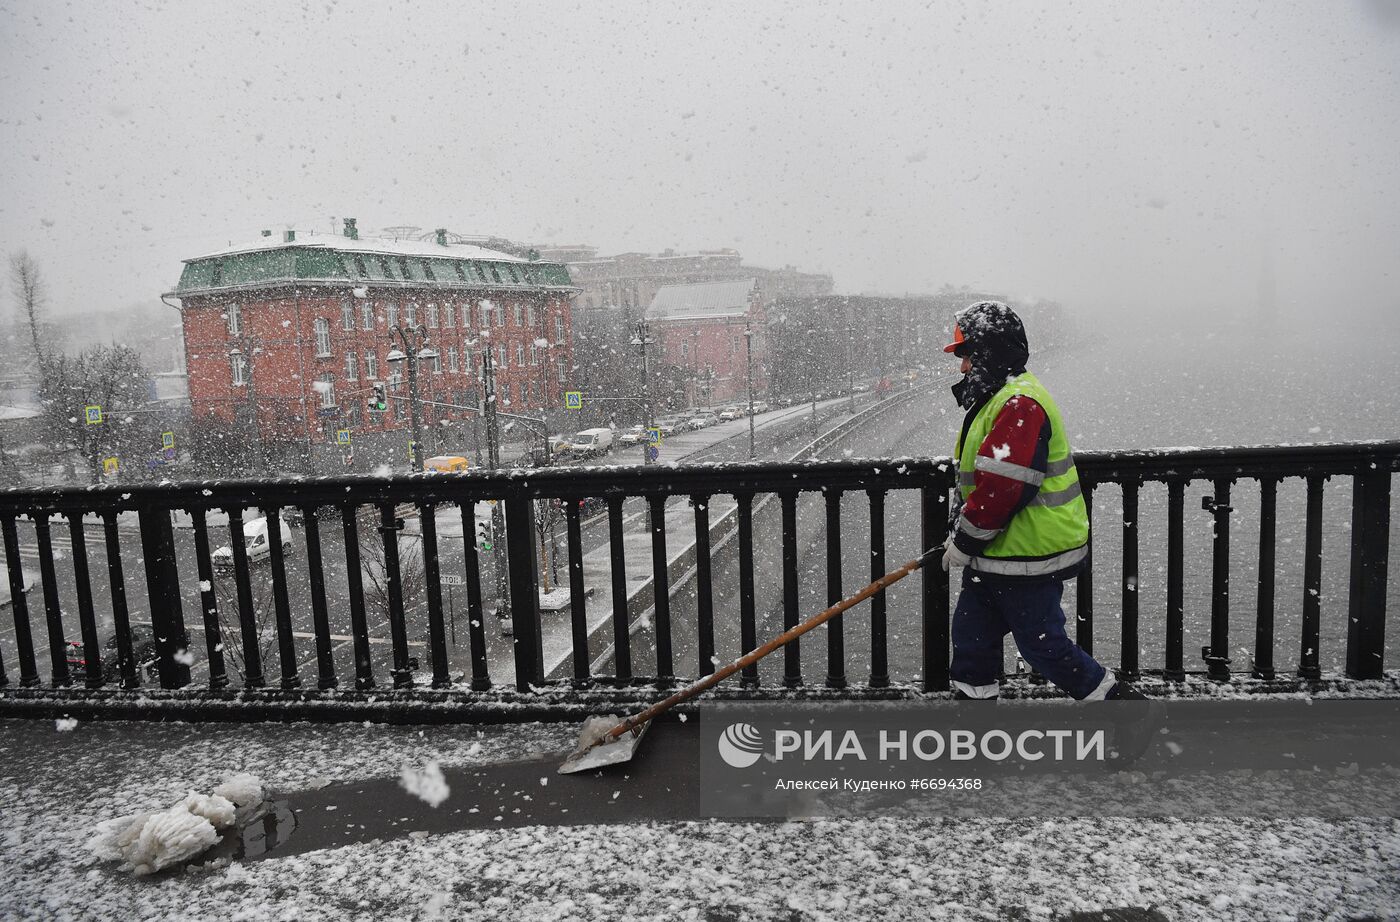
[558,543,945,774]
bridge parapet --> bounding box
[0,441,1393,721]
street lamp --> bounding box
[386,325,432,472]
[807,328,819,444]
[630,320,655,465]
[744,319,756,460]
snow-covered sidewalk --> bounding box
[1,716,1396,921]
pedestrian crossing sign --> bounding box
[161,431,175,449]
[565,391,582,410]
[102,457,119,474]
[336,429,352,445]
[85,405,103,425]
[646,427,662,446]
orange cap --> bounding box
[942,325,965,354]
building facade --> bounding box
[169,221,576,471]
[644,278,767,407]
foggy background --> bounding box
[2,0,1398,331]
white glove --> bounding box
[942,543,972,572]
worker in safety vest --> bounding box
[942,301,1142,702]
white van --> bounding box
[211,515,295,569]
[570,427,613,458]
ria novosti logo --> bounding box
[717,722,765,768]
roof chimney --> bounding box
[283,230,296,243]
[435,228,447,246]
[343,217,358,240]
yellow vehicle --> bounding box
[424,455,470,473]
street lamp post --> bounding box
[386,324,436,473]
[474,330,510,624]
[808,328,819,444]
[744,318,756,460]
[631,320,655,465]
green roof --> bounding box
[169,242,574,298]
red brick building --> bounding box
[645,278,767,407]
[167,222,576,470]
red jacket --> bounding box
[952,394,1052,557]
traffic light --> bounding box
[475,515,493,551]
[368,382,387,412]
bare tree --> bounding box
[210,568,280,685]
[8,250,48,365]
[38,344,151,482]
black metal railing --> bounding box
[0,441,1392,717]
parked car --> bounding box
[654,417,682,437]
[688,411,720,430]
[718,406,744,421]
[618,424,648,445]
[424,455,470,473]
[751,399,771,414]
[549,433,573,455]
[570,427,613,458]
[212,515,295,570]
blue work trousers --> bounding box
[950,572,1108,700]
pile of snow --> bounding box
[86,774,264,876]
[400,761,450,807]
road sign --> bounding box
[441,573,465,587]
[646,446,660,462]
[102,456,119,474]
[646,427,662,446]
[162,447,176,462]
[336,429,352,445]
[84,405,103,425]
[564,391,583,410]
[161,431,175,449]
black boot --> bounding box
[1105,684,1165,768]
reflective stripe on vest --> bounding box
[955,372,1088,565]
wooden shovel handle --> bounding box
[606,546,942,740]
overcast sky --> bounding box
[2,0,1397,325]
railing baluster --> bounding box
[1346,465,1390,680]
[780,492,801,687]
[607,497,631,682]
[263,508,299,690]
[1204,478,1232,682]
[738,492,758,687]
[1165,480,1185,681]
[647,495,674,683]
[1075,482,1094,655]
[190,509,229,690]
[1,515,37,686]
[693,494,715,677]
[138,507,190,689]
[101,511,136,690]
[504,492,543,690]
[458,500,492,690]
[419,502,450,689]
[33,516,70,687]
[378,503,413,689]
[920,482,950,692]
[67,512,103,688]
[1120,481,1140,683]
[300,508,337,690]
[824,489,847,688]
[1253,478,1278,680]
[341,506,375,690]
[1298,475,1323,681]
[564,499,589,684]
[227,506,264,688]
[868,489,889,688]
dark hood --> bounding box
[949,301,1030,410]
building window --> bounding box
[444,303,455,328]
[377,255,394,278]
[506,265,519,284]
[431,351,442,374]
[314,318,331,357]
[227,303,241,336]
[554,315,564,344]
[318,373,335,408]
[362,304,374,330]
[341,299,354,331]
[365,351,378,380]
[733,335,741,354]
[515,343,524,367]
[490,265,502,283]
[512,303,522,326]
[387,303,399,328]
[420,260,435,281]
[556,359,566,385]
[405,302,418,327]
[345,352,358,381]
[529,342,540,366]
[453,262,467,282]
[396,256,412,280]
[681,342,689,359]
[448,347,459,372]
[427,304,439,328]
[231,354,247,386]
[498,344,508,369]
[526,303,535,327]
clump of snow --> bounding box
[212,773,264,809]
[400,761,450,807]
[55,717,78,732]
[87,774,264,876]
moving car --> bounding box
[618,424,648,445]
[687,411,720,430]
[718,406,745,421]
[569,427,613,458]
[424,455,470,473]
[212,515,295,570]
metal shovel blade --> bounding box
[558,715,651,774]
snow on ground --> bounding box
[1,717,1397,921]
